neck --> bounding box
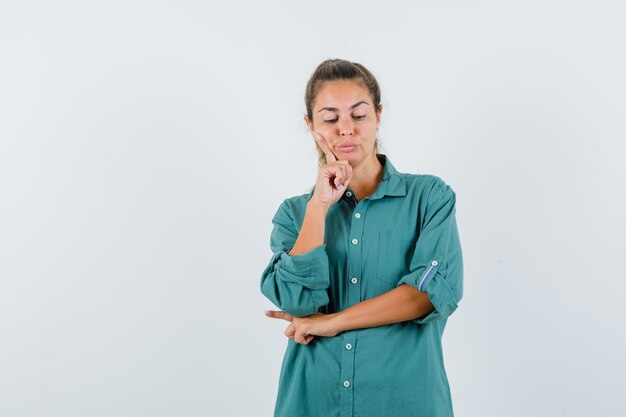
[348,153,384,201]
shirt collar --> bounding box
[305,153,406,201]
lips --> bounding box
[336,144,358,151]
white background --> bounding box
[1,1,625,416]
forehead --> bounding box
[314,80,370,110]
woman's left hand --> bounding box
[265,310,342,345]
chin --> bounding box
[340,153,366,165]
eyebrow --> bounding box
[317,101,369,113]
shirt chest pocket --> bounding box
[375,229,416,285]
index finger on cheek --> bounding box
[316,133,338,162]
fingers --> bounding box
[284,323,295,338]
[269,312,314,345]
[335,175,351,194]
[265,310,294,322]
[331,162,352,189]
[294,329,314,345]
[315,133,338,163]
[340,162,352,185]
[283,320,315,345]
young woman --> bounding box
[260,59,464,417]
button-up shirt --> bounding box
[260,154,464,417]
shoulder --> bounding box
[395,171,457,213]
[396,173,458,222]
[401,172,456,197]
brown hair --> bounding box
[304,59,383,166]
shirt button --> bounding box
[354,213,361,219]
[432,260,439,266]
[343,380,351,388]
[351,277,358,284]
[345,343,352,350]
[346,191,352,197]
[351,238,358,245]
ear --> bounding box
[376,104,383,127]
[304,114,315,136]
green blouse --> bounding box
[260,154,464,417]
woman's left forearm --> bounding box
[332,284,434,332]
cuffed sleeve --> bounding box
[396,178,464,325]
[260,200,331,317]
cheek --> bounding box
[361,124,377,137]
[314,124,335,138]
[314,121,331,131]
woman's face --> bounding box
[305,79,381,164]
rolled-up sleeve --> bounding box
[260,200,331,317]
[396,179,464,325]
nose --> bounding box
[339,118,354,137]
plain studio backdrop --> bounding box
[1,1,625,416]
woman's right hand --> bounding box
[311,133,353,206]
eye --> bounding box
[323,115,365,123]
